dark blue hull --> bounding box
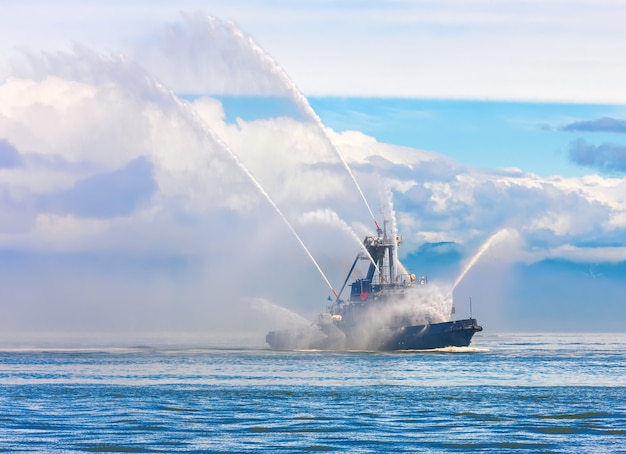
[266,318,482,351]
[379,318,482,351]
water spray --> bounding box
[384,187,400,283]
[250,297,312,326]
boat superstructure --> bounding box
[266,223,482,351]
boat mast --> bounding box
[335,252,361,301]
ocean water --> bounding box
[1,333,625,453]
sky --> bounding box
[1,2,626,345]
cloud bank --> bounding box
[3,1,626,103]
[1,15,626,344]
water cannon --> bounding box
[375,219,383,236]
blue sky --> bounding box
[216,97,626,177]
[310,99,626,177]
[1,2,626,344]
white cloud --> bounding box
[0,76,151,169]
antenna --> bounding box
[469,297,473,318]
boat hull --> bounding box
[379,318,482,350]
[266,318,482,351]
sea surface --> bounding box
[1,333,625,453]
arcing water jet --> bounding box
[452,228,510,291]
[152,75,340,298]
[223,18,380,232]
[299,209,380,274]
